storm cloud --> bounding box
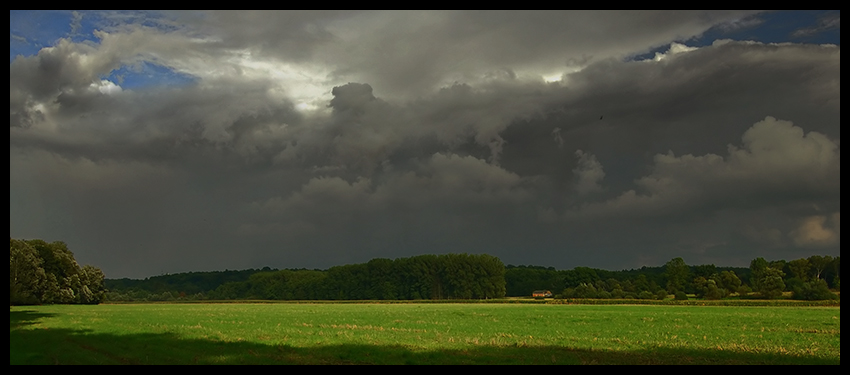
[10,11,839,278]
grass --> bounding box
[10,303,840,364]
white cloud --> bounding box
[92,80,122,95]
[652,42,699,61]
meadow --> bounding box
[10,303,840,364]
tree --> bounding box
[10,238,106,305]
[79,265,106,304]
[563,267,600,288]
[808,255,834,280]
[632,275,651,293]
[665,258,689,294]
[367,258,397,300]
[792,279,838,301]
[826,256,840,289]
[572,283,598,298]
[692,264,717,279]
[787,258,811,282]
[694,276,725,300]
[749,257,769,291]
[717,270,742,294]
[10,239,47,305]
[755,267,786,299]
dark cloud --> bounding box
[9,11,840,277]
[329,83,376,113]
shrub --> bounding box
[703,286,725,300]
[674,291,688,300]
[573,283,598,299]
[611,289,626,299]
[793,279,839,301]
[637,290,655,300]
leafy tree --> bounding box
[749,257,769,291]
[563,267,600,288]
[637,290,655,300]
[611,288,626,299]
[736,284,752,296]
[717,271,742,294]
[693,277,709,298]
[605,278,621,292]
[755,267,786,299]
[787,258,811,282]
[505,266,563,297]
[704,279,725,299]
[572,283,598,298]
[631,274,651,293]
[792,279,838,300]
[665,258,689,294]
[693,276,726,299]
[692,264,717,279]
[27,240,79,280]
[10,238,105,305]
[769,260,787,275]
[367,258,397,300]
[808,255,833,280]
[10,239,47,305]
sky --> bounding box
[10,10,840,279]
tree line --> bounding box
[515,255,839,301]
[102,253,839,302]
[10,238,106,305]
[107,253,507,301]
[12,236,836,304]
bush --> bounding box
[703,286,726,300]
[637,291,655,300]
[793,279,839,301]
[611,289,626,299]
[756,268,786,299]
[674,291,688,300]
[573,283,598,299]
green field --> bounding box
[10,303,840,364]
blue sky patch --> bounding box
[105,61,198,90]
[627,10,840,61]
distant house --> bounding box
[532,290,553,299]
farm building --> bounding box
[532,290,553,299]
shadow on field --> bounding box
[10,310,58,329]
[10,310,837,365]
